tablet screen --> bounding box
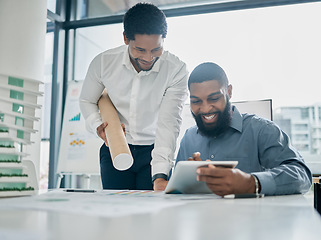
[165,161,238,194]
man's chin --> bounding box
[136,58,158,71]
[140,66,153,71]
[195,114,229,138]
[202,121,217,129]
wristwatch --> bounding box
[152,173,168,183]
[252,174,260,194]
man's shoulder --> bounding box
[161,50,186,67]
[184,125,198,136]
[93,45,127,68]
[242,113,279,132]
[100,45,127,57]
[243,113,273,124]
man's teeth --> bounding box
[204,114,215,120]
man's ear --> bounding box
[123,32,129,45]
[227,84,233,99]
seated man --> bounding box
[176,62,312,196]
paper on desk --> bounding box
[0,190,220,218]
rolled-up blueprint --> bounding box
[98,91,133,171]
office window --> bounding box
[8,76,24,87]
[72,2,321,173]
[74,0,224,20]
[42,32,54,139]
[0,113,4,122]
[10,90,24,101]
[40,30,55,189]
[74,24,123,80]
[74,2,321,108]
[47,0,56,13]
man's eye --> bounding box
[209,96,221,102]
[191,100,201,104]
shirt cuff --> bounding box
[151,147,173,176]
[152,173,168,183]
[85,112,103,136]
[252,171,276,195]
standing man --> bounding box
[176,62,312,196]
[79,3,188,191]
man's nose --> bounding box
[142,52,154,62]
[199,103,213,114]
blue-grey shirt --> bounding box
[176,106,312,195]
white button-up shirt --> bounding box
[79,45,188,176]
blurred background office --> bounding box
[2,0,320,190]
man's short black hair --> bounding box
[123,2,167,40]
[188,62,229,89]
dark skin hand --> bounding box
[96,122,126,147]
[188,152,202,161]
[153,178,168,191]
[96,122,168,190]
[189,152,256,197]
[197,165,255,197]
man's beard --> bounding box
[133,57,159,71]
[192,100,232,138]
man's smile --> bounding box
[201,113,219,124]
[139,60,154,67]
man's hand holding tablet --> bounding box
[165,153,238,194]
[196,163,257,197]
[166,152,261,197]
[190,152,259,197]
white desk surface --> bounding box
[0,190,320,240]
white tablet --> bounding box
[165,161,238,194]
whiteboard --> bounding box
[57,80,103,174]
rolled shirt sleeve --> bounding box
[151,63,188,176]
[254,122,312,195]
[79,54,105,136]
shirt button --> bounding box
[211,155,214,159]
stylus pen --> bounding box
[64,189,96,193]
[224,193,264,198]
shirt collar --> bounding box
[230,106,243,133]
[122,45,162,74]
[122,46,133,70]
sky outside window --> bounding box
[165,2,321,109]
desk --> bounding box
[0,190,320,240]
